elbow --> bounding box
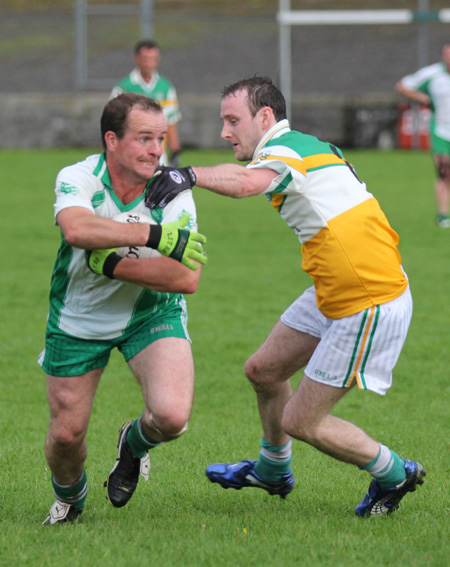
[182,283,198,295]
[63,226,83,248]
[182,278,200,295]
[232,184,258,199]
[180,269,201,294]
[394,81,405,95]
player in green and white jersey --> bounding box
[396,43,450,228]
[39,93,207,525]
[111,39,182,167]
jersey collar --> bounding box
[93,153,156,209]
[253,119,291,156]
[130,68,160,91]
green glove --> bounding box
[146,212,207,271]
[86,248,123,279]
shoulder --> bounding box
[155,73,176,90]
[113,71,138,91]
[404,62,444,85]
[266,130,331,159]
[56,155,103,188]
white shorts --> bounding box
[280,286,413,395]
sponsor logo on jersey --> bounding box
[250,150,272,165]
[59,182,79,195]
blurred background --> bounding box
[1,0,449,149]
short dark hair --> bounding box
[134,39,160,54]
[100,93,162,150]
[221,76,287,122]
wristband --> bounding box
[146,224,162,249]
[102,252,123,279]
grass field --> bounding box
[0,148,448,567]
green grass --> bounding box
[0,148,448,567]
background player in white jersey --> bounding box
[396,43,450,228]
[148,77,425,517]
[111,39,182,167]
[39,93,207,525]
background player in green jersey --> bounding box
[396,43,450,228]
[39,93,206,525]
[149,77,425,518]
[111,39,182,167]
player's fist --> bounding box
[86,248,123,279]
[145,166,197,209]
[146,212,207,271]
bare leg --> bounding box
[434,154,450,216]
[435,177,450,216]
[45,368,103,484]
[244,320,320,447]
[282,375,379,467]
[128,337,195,442]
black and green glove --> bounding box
[146,212,207,270]
[145,166,196,209]
[86,248,123,279]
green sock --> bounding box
[127,416,161,458]
[253,437,292,482]
[52,470,88,510]
[362,445,406,489]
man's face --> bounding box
[134,47,160,78]
[108,107,167,183]
[220,90,265,161]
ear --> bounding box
[104,131,117,152]
[260,106,276,129]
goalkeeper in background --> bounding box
[111,39,182,167]
[38,93,206,525]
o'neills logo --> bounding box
[169,171,184,184]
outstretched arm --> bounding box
[192,163,278,198]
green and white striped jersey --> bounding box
[401,62,450,140]
[47,153,197,340]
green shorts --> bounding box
[430,131,450,156]
[39,300,190,377]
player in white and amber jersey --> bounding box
[247,121,408,319]
[149,76,425,517]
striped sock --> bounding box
[362,444,406,489]
[127,416,161,458]
[52,470,88,510]
[253,437,292,482]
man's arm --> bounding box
[167,124,182,165]
[192,164,278,198]
[61,207,206,271]
[113,255,202,294]
[57,207,150,250]
[143,163,278,209]
[395,80,431,106]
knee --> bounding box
[436,157,450,181]
[148,411,189,441]
[244,355,267,389]
[48,423,85,453]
